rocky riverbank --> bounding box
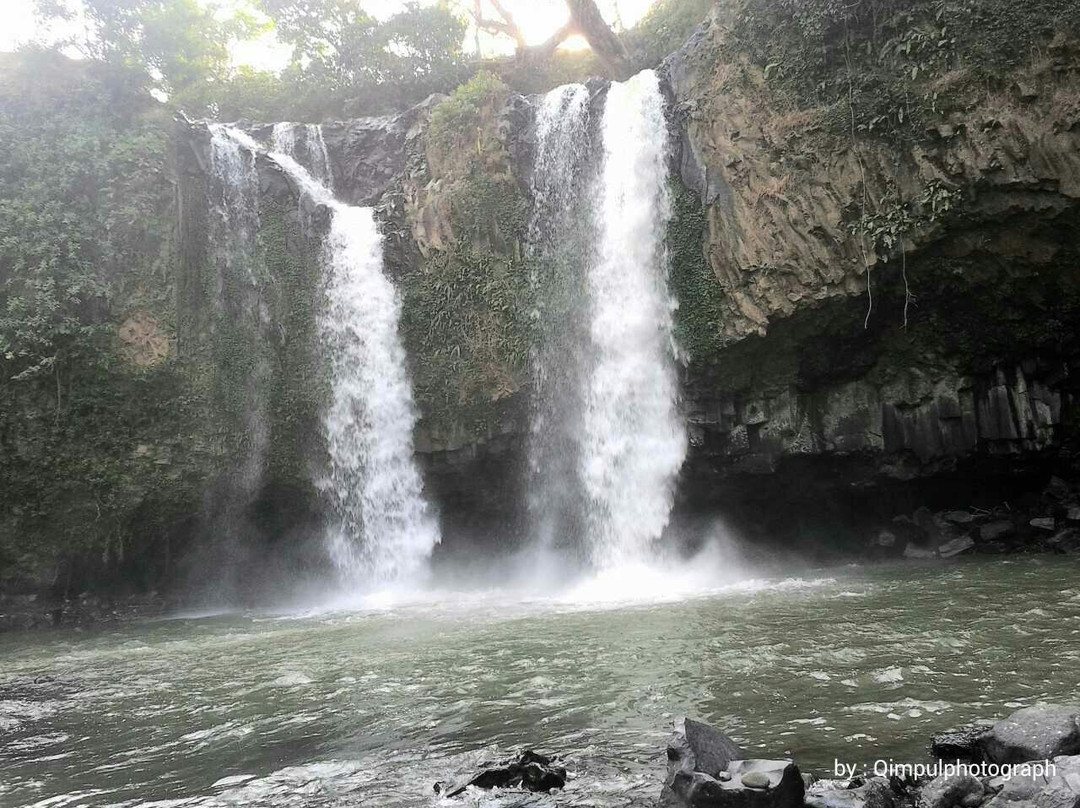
[865,476,1080,560]
[440,706,1080,808]
[0,592,168,633]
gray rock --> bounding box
[918,773,985,808]
[980,521,1016,542]
[1031,518,1057,531]
[983,754,1080,808]
[944,511,976,525]
[1047,477,1071,500]
[932,726,991,761]
[939,536,976,558]
[980,705,1080,764]
[683,718,745,777]
[661,747,803,808]
[806,777,894,808]
[743,772,771,789]
[1047,530,1080,554]
[1066,506,1080,523]
[872,530,898,548]
[904,542,938,559]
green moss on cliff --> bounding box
[0,52,220,594]
[256,200,328,482]
[667,178,727,360]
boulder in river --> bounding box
[682,717,746,776]
[440,750,566,797]
[979,705,1080,764]
[662,759,804,808]
[660,719,801,808]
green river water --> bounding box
[2,556,1079,807]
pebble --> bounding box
[742,772,771,789]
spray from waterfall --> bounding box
[217,124,439,586]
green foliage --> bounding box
[425,70,508,164]
[401,244,531,423]
[626,0,715,69]
[0,51,170,381]
[259,0,470,117]
[666,178,727,358]
[729,0,1080,142]
[848,179,963,262]
[0,51,216,591]
[402,69,532,431]
[35,0,266,113]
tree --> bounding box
[471,0,631,78]
[259,0,469,115]
[33,0,266,112]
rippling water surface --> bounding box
[3,556,1079,808]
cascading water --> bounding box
[525,71,686,570]
[271,123,334,190]
[578,70,686,567]
[218,125,439,585]
[526,84,594,554]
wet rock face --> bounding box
[980,706,1080,765]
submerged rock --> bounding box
[979,705,1080,764]
[441,750,566,797]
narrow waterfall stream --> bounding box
[218,125,439,586]
[526,83,593,555]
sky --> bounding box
[0,0,657,70]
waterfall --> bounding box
[216,125,439,585]
[579,71,686,567]
[526,71,686,569]
[207,124,270,500]
[271,123,334,190]
[526,84,593,554]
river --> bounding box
[2,556,1078,807]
